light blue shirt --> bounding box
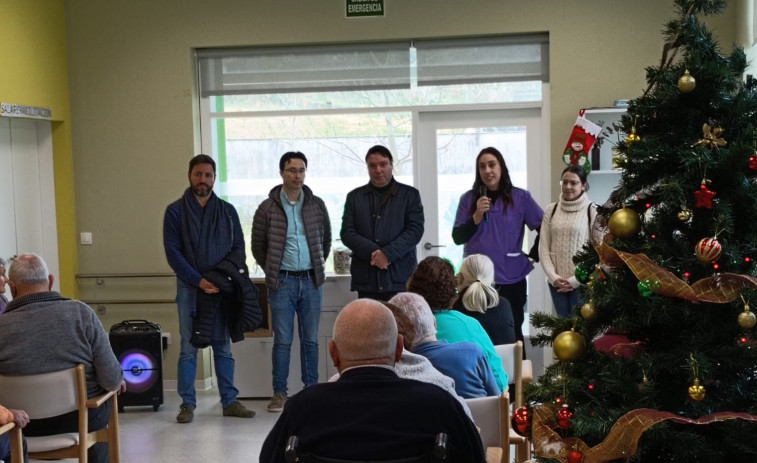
[279,189,312,271]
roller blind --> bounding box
[414,34,549,86]
[197,42,412,97]
[197,34,549,97]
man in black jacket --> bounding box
[340,145,424,300]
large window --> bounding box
[198,36,547,276]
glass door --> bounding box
[415,108,548,335]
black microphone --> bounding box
[478,185,488,223]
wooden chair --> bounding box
[0,364,120,463]
[0,421,24,463]
[494,341,533,462]
[465,393,509,463]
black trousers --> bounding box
[23,400,111,463]
[495,278,528,348]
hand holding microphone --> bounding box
[478,185,489,224]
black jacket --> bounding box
[192,251,263,347]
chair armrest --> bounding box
[86,389,118,408]
[522,359,533,383]
[0,421,14,435]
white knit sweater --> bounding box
[538,193,597,288]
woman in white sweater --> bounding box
[539,165,598,317]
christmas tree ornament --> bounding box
[567,449,584,463]
[556,404,574,429]
[575,262,591,283]
[580,300,597,320]
[677,208,692,222]
[691,123,727,151]
[688,378,706,401]
[625,125,641,144]
[562,110,602,173]
[749,154,757,171]
[637,279,654,297]
[553,328,586,362]
[511,406,530,435]
[693,182,716,209]
[608,208,641,239]
[694,237,722,263]
[738,301,756,329]
[677,69,696,92]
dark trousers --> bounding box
[0,432,28,463]
[356,291,399,302]
[495,278,528,347]
[23,401,111,463]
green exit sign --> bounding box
[346,0,384,18]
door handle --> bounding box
[423,242,446,250]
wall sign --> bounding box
[1,102,52,120]
[346,0,384,18]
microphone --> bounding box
[478,185,488,223]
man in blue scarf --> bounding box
[163,154,254,423]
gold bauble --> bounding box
[580,301,597,320]
[688,378,706,401]
[738,304,757,329]
[608,208,641,239]
[553,329,586,362]
[677,209,692,222]
[677,69,696,93]
[625,126,641,144]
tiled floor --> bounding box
[35,388,278,462]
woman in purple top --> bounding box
[452,147,543,343]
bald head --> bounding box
[329,299,402,372]
[7,253,54,298]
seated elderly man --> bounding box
[0,253,125,463]
[389,292,500,399]
[259,299,485,462]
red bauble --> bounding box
[511,406,530,435]
[556,405,573,429]
[567,449,584,463]
[695,237,722,263]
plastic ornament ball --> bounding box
[556,405,573,429]
[608,208,641,239]
[738,304,757,329]
[574,263,591,283]
[567,449,584,463]
[511,406,530,435]
[625,126,641,144]
[688,378,706,401]
[677,209,692,222]
[695,237,722,263]
[580,301,597,320]
[637,280,654,297]
[677,69,696,93]
[553,328,586,362]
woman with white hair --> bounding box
[0,257,9,315]
[453,254,516,345]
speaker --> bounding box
[109,319,164,412]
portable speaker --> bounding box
[109,319,164,412]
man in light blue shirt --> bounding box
[252,152,331,413]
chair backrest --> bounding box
[494,341,533,409]
[0,366,82,419]
[464,393,508,450]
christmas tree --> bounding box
[526,1,757,462]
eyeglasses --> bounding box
[284,168,307,175]
[559,180,581,186]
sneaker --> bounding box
[176,405,194,423]
[223,401,255,418]
[267,393,287,413]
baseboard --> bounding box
[163,377,213,392]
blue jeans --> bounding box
[176,279,239,408]
[548,284,585,318]
[269,273,322,395]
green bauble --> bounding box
[637,279,653,297]
[575,264,591,283]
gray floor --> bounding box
[32,388,278,462]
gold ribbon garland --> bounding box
[532,404,757,463]
[595,242,757,303]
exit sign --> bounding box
[346,0,384,18]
